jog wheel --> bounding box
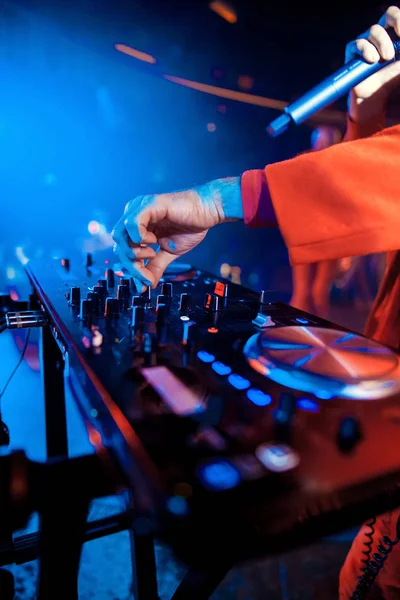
[244,326,400,400]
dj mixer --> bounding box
[25,256,400,565]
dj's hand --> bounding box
[345,6,400,122]
[112,178,242,291]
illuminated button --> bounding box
[212,361,232,376]
[297,398,319,412]
[256,443,300,472]
[197,350,215,363]
[247,388,272,406]
[197,460,241,491]
[228,374,250,390]
[214,281,228,297]
[295,317,309,324]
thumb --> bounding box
[146,249,177,287]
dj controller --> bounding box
[24,256,400,565]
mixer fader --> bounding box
[26,256,400,562]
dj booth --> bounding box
[2,253,400,599]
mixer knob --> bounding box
[79,298,92,321]
[214,281,228,298]
[93,285,106,308]
[98,279,108,290]
[156,294,171,309]
[117,284,130,310]
[105,268,115,288]
[131,305,145,328]
[86,253,93,268]
[182,319,197,347]
[104,297,119,318]
[179,293,192,313]
[252,313,274,328]
[69,286,81,307]
[204,293,220,312]
[161,282,173,296]
[87,292,99,313]
[143,333,157,366]
[132,295,146,307]
[140,286,152,302]
[120,277,131,288]
[156,303,169,326]
[337,417,362,452]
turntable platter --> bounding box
[244,326,400,400]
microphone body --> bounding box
[267,37,400,137]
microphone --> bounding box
[267,31,400,137]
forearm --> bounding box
[235,123,400,267]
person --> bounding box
[113,6,400,598]
[289,125,342,317]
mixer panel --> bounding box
[25,256,400,558]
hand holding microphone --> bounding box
[347,6,400,123]
[267,6,400,136]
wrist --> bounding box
[348,91,387,125]
[196,177,244,223]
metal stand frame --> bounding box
[40,325,69,459]
[1,320,234,599]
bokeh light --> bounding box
[88,220,101,235]
[237,75,254,91]
[209,1,238,24]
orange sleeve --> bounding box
[242,124,400,265]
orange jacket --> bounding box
[241,121,400,347]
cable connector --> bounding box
[4,311,47,331]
